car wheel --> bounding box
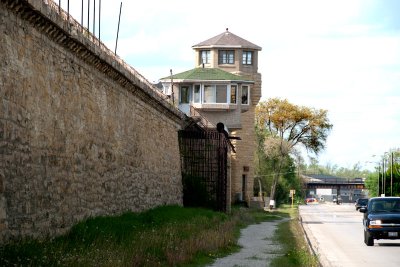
[364,230,374,246]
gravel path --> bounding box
[207,216,289,267]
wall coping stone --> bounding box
[1,0,186,125]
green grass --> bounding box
[270,204,319,267]
[0,205,285,267]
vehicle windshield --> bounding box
[370,200,400,212]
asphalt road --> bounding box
[300,203,400,267]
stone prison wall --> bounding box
[0,0,185,242]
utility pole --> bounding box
[93,0,96,35]
[382,158,385,196]
[378,164,380,196]
[391,151,394,196]
[115,2,122,55]
[170,69,174,106]
[87,0,90,30]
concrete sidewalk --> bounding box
[207,217,289,267]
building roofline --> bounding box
[192,29,262,51]
[159,67,254,83]
[192,45,243,49]
[161,79,254,84]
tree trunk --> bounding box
[269,155,284,209]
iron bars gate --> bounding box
[178,129,229,212]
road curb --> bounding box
[299,215,323,267]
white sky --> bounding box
[61,0,400,171]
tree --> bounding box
[365,171,379,197]
[254,126,301,205]
[255,98,333,204]
[305,162,370,179]
[364,150,400,197]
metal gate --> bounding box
[178,129,228,212]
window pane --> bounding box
[204,85,215,103]
[194,85,201,103]
[201,50,210,64]
[230,85,237,104]
[219,50,234,64]
[218,51,223,64]
[223,52,227,63]
[241,86,249,104]
[228,51,234,64]
[163,83,170,95]
[216,85,227,103]
[243,51,253,65]
[180,86,190,104]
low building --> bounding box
[302,174,368,203]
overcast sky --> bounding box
[62,0,400,171]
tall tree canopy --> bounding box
[255,98,333,203]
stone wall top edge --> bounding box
[7,0,186,123]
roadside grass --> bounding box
[271,204,320,267]
[0,205,285,267]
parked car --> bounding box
[355,198,369,211]
[359,197,400,246]
[305,197,318,204]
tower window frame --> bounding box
[241,85,249,105]
[218,50,235,64]
[200,50,211,64]
[242,51,253,65]
[179,86,191,104]
[230,85,237,104]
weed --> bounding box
[0,205,312,267]
[270,205,319,267]
[0,205,262,266]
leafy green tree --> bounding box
[305,162,370,179]
[364,150,400,197]
[255,98,333,204]
[364,171,379,197]
[383,155,400,196]
[254,124,274,198]
[277,155,304,204]
[254,126,302,205]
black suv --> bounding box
[355,198,368,211]
[360,197,400,246]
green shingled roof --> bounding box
[161,68,252,82]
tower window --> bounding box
[200,50,210,64]
[203,85,229,103]
[242,51,253,65]
[193,84,201,103]
[241,85,249,105]
[180,86,191,104]
[230,85,237,104]
[218,50,235,64]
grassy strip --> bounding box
[271,204,319,267]
[0,205,284,267]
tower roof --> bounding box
[192,28,261,50]
[160,68,253,83]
